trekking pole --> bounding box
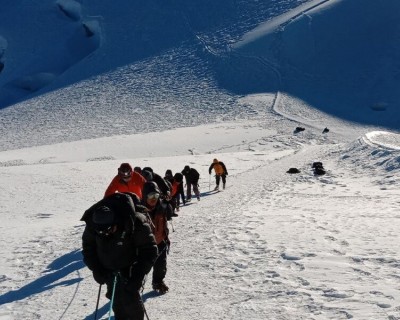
[143,302,151,320]
[208,174,211,191]
[108,273,119,320]
[140,294,151,320]
[138,275,151,320]
[93,284,102,320]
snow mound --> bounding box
[365,131,400,151]
[341,131,400,173]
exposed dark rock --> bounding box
[294,127,305,133]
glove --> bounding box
[93,270,108,285]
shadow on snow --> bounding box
[0,249,85,305]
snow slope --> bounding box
[1,0,400,319]
[233,0,400,127]
[1,97,400,319]
[1,0,399,152]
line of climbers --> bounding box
[81,158,228,320]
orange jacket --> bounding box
[104,171,146,199]
[209,161,227,176]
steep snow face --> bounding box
[0,0,315,151]
[0,0,101,108]
[0,0,309,110]
[233,0,400,128]
[0,0,399,153]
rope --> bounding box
[108,273,119,320]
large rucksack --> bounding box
[81,192,146,235]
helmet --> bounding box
[118,163,132,178]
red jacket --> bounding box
[171,181,179,197]
[149,206,169,244]
[104,171,146,199]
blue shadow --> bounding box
[199,190,219,198]
[142,290,159,302]
[83,289,159,320]
[84,302,113,320]
[0,249,85,306]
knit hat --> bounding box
[92,206,115,232]
[142,181,160,200]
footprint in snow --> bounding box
[281,252,302,261]
[377,303,391,308]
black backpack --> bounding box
[81,193,138,235]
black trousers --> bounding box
[152,240,168,284]
[107,274,145,320]
[186,181,200,199]
[215,174,226,186]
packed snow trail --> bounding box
[154,141,400,320]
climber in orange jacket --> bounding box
[104,163,146,199]
[208,158,228,191]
